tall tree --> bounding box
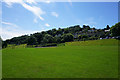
[106,25,110,30]
[27,36,37,45]
[2,41,7,48]
[0,37,2,49]
[33,33,43,44]
[110,22,120,36]
[61,33,74,42]
[42,34,55,43]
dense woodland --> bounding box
[1,22,120,48]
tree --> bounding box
[0,37,2,49]
[42,34,55,43]
[61,33,74,42]
[69,25,81,33]
[47,30,52,35]
[79,35,89,41]
[2,41,8,48]
[6,35,29,44]
[82,35,88,38]
[104,25,110,30]
[78,35,82,40]
[106,25,110,30]
[51,28,57,36]
[27,36,37,45]
[56,28,63,35]
[89,36,98,40]
[41,31,47,35]
[83,25,90,30]
[10,37,19,44]
[105,31,111,37]
[56,37,61,43]
[33,33,43,44]
[110,22,120,36]
[74,25,82,31]
[64,28,69,34]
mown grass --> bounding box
[2,39,119,78]
[0,49,2,79]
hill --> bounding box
[66,39,119,46]
[2,39,118,78]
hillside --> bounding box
[66,39,119,46]
[2,39,118,78]
[2,22,120,48]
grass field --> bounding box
[2,39,119,78]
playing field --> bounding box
[2,39,119,78]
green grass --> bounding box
[2,39,119,78]
[0,49,2,79]
[66,39,118,46]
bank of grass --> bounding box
[7,44,27,49]
[66,39,118,46]
[2,39,119,78]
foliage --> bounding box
[78,35,82,40]
[61,33,74,42]
[106,25,110,30]
[56,37,62,43]
[27,36,37,45]
[0,37,2,49]
[83,25,90,30]
[42,34,55,43]
[57,43,65,46]
[110,22,120,36]
[6,35,29,44]
[2,41,7,48]
[32,33,43,44]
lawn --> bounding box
[2,39,119,78]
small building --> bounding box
[105,29,110,32]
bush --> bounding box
[57,43,65,46]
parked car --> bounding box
[115,36,120,40]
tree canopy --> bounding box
[110,22,120,36]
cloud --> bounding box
[3,0,45,21]
[68,0,72,6]
[33,18,38,23]
[26,0,37,4]
[21,2,45,20]
[2,21,18,28]
[51,12,58,18]
[2,0,23,7]
[1,21,39,40]
[45,0,51,3]
[45,23,50,27]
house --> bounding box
[105,29,110,32]
[55,34,61,37]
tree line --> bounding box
[1,22,120,48]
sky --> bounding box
[1,0,119,40]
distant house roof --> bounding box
[105,29,110,32]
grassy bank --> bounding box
[2,39,119,78]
